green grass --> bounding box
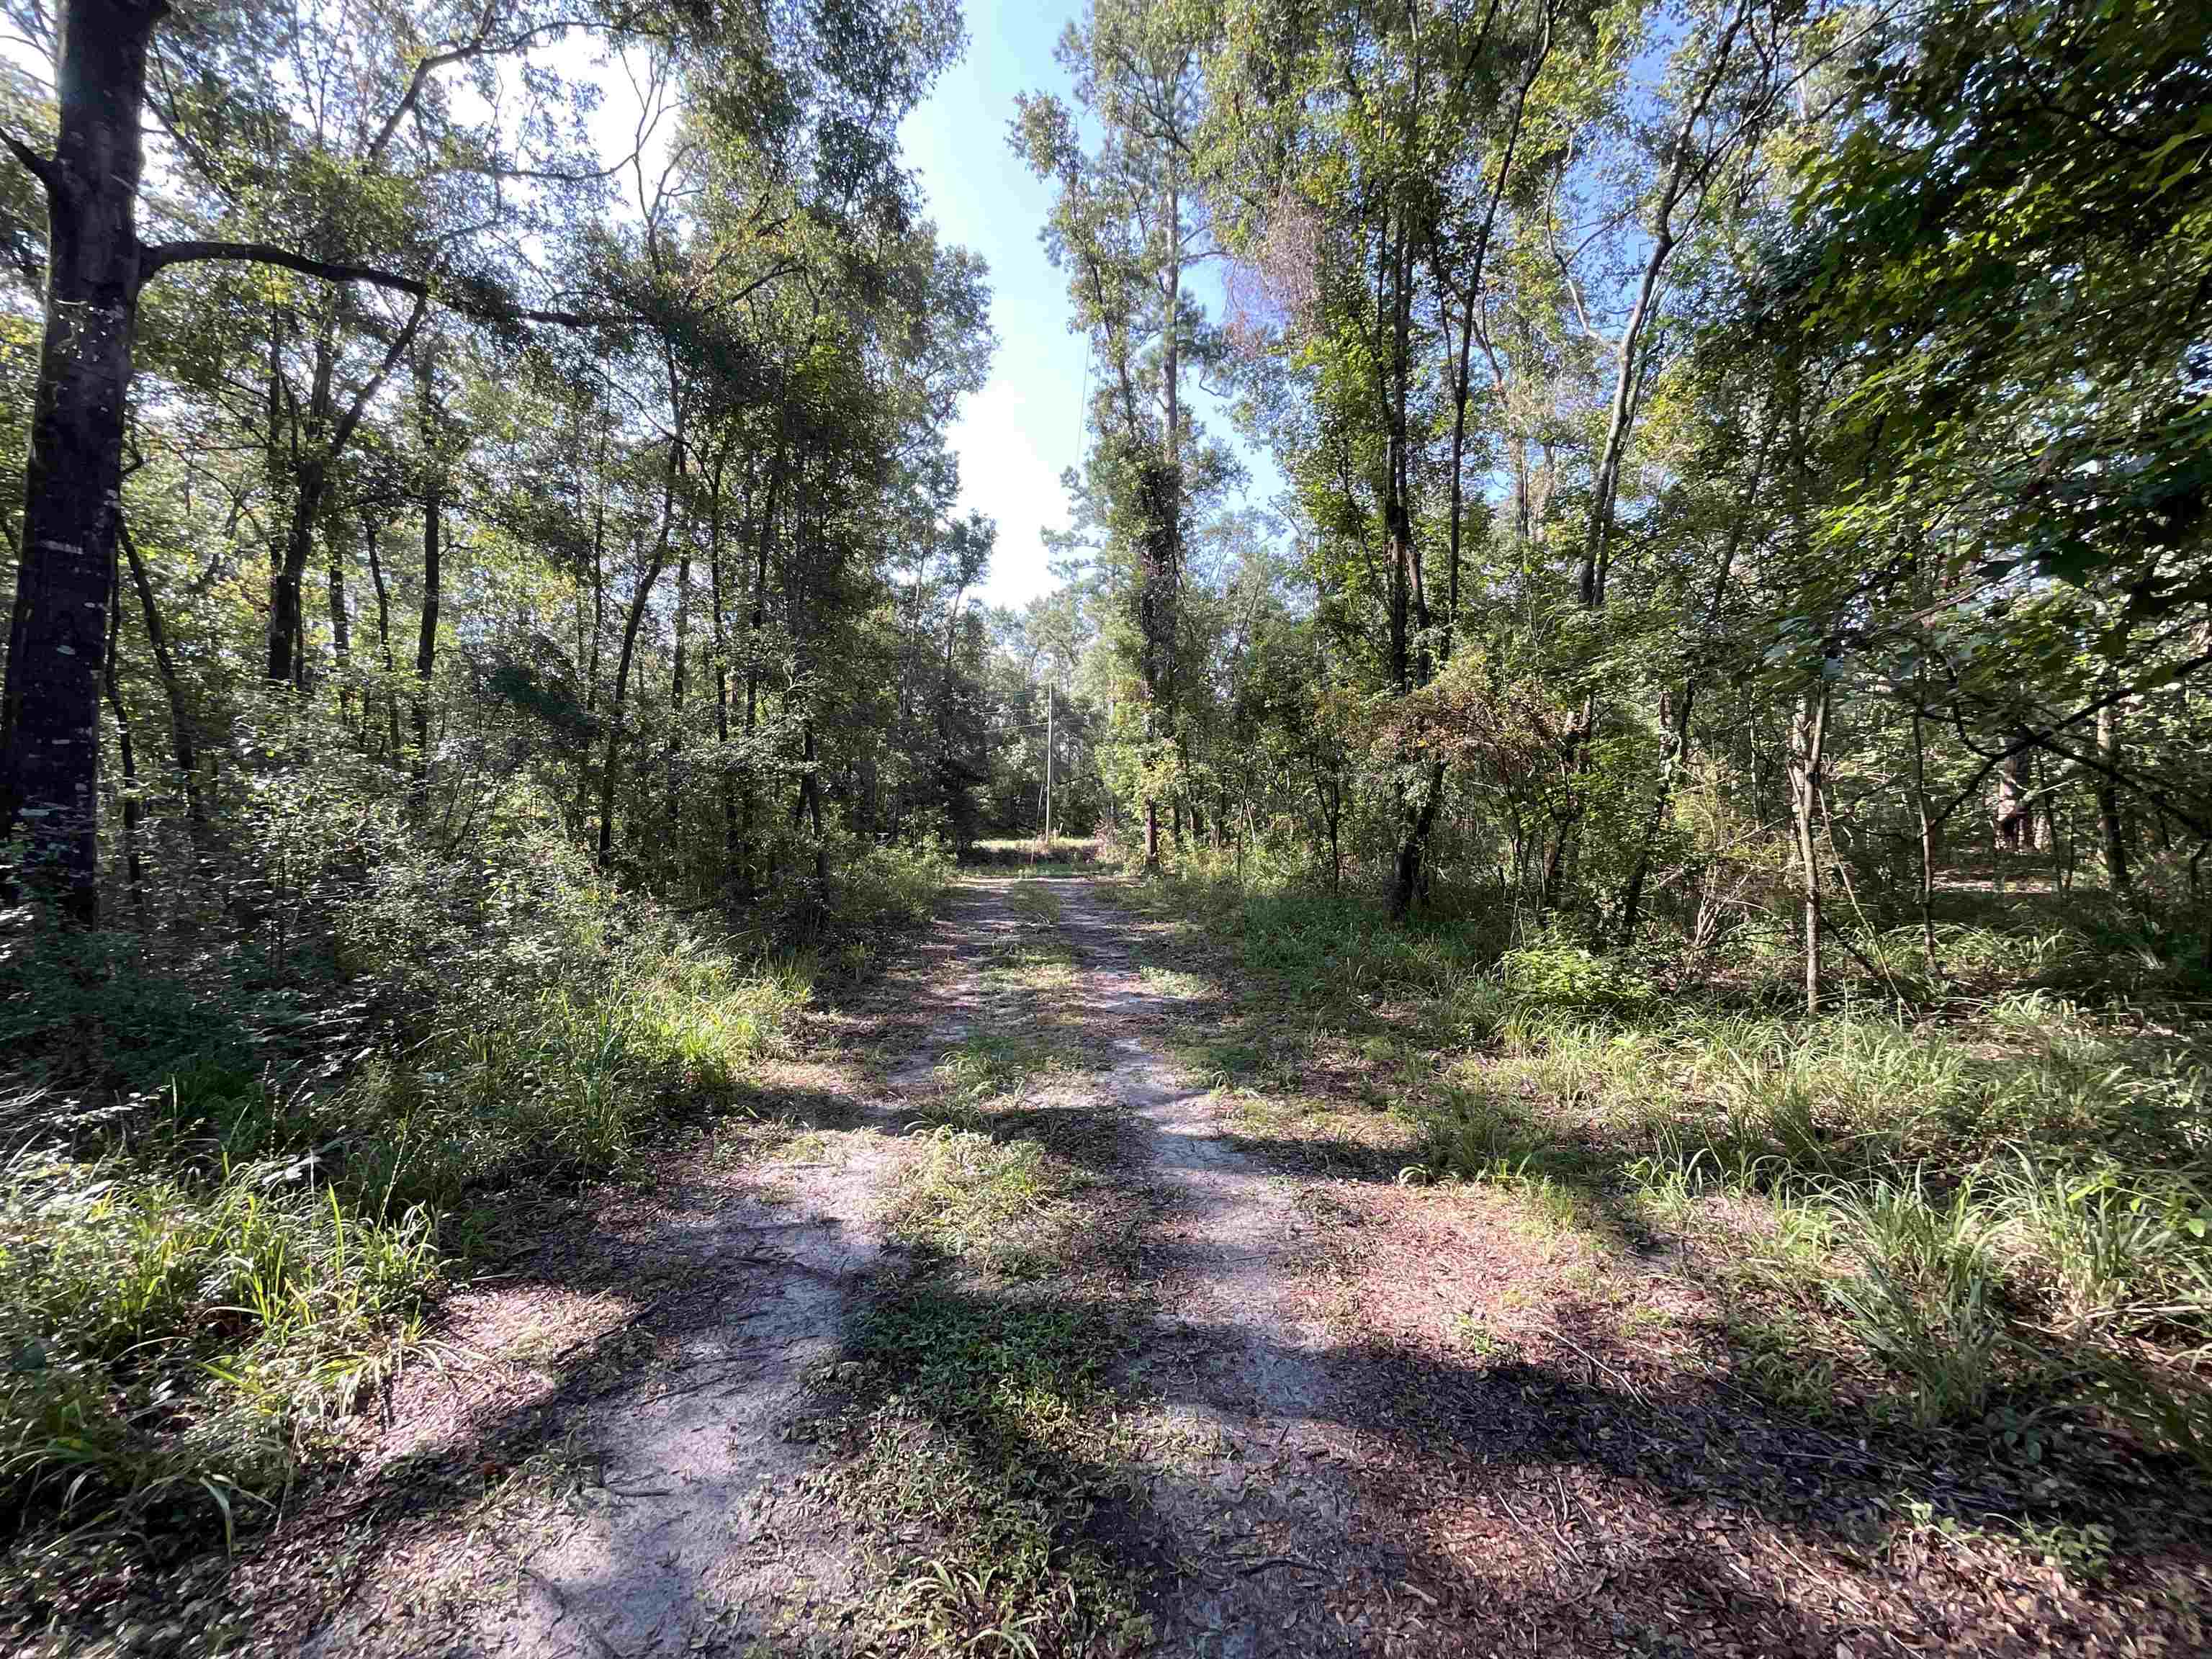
[929,1028,1086,1120]
[0,832,940,1551]
[0,1151,437,1538]
[807,1283,1148,1657]
[963,837,1105,873]
[994,881,1080,995]
[1107,862,2212,1470]
[886,1127,1095,1278]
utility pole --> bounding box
[1044,678,1053,850]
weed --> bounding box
[886,1128,1090,1277]
[0,828,940,1551]
[814,1284,1149,1656]
[935,1028,1082,1112]
[1895,1497,2118,1586]
[1825,1175,2013,1426]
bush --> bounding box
[0,810,945,1546]
[1497,935,1658,1010]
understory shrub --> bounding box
[0,818,941,1544]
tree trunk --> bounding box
[597,433,683,868]
[739,446,780,895]
[119,513,204,844]
[666,535,691,853]
[102,563,143,916]
[1788,673,1832,1015]
[328,505,352,722]
[269,296,425,688]
[1391,762,1445,920]
[802,719,827,888]
[2097,648,2132,899]
[1381,209,1437,921]
[413,400,441,782]
[0,0,163,921]
[269,464,323,686]
[362,511,403,760]
[1912,694,1939,976]
[1995,737,2033,853]
[708,449,738,894]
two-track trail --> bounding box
[249,871,2107,1659]
[263,873,1413,1658]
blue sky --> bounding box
[899,3,1092,609]
[901,1,1280,610]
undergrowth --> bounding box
[0,830,945,1552]
[806,1282,1148,1657]
[1113,854,2212,1473]
[886,1125,1094,1278]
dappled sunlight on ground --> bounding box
[210,871,2212,1657]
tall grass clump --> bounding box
[1823,1174,2013,1426]
[0,1138,439,1537]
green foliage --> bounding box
[0,800,938,1545]
[1496,934,1658,1010]
[0,1143,437,1537]
[1824,1174,2012,1426]
[822,1284,1149,1658]
[1801,0,2212,601]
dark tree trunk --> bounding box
[119,513,204,843]
[707,449,738,891]
[269,297,424,688]
[102,563,143,916]
[1390,762,1444,921]
[413,469,440,777]
[1380,210,1438,921]
[665,538,691,853]
[739,448,780,894]
[1912,696,1939,974]
[1995,737,2033,853]
[328,506,352,722]
[1789,675,1832,1015]
[412,344,441,780]
[2098,700,2132,899]
[0,0,163,921]
[269,463,323,685]
[800,719,827,893]
[598,431,682,868]
[362,510,403,759]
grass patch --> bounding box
[0,832,943,1555]
[807,1283,1149,1656]
[0,1151,437,1540]
[1135,964,1211,1000]
[963,838,1106,873]
[993,881,1079,997]
[886,1127,1095,1278]
[1110,863,2212,1473]
[930,1027,1086,1120]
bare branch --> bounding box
[1,126,56,192]
[138,239,619,328]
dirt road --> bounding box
[248,872,2202,1658]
